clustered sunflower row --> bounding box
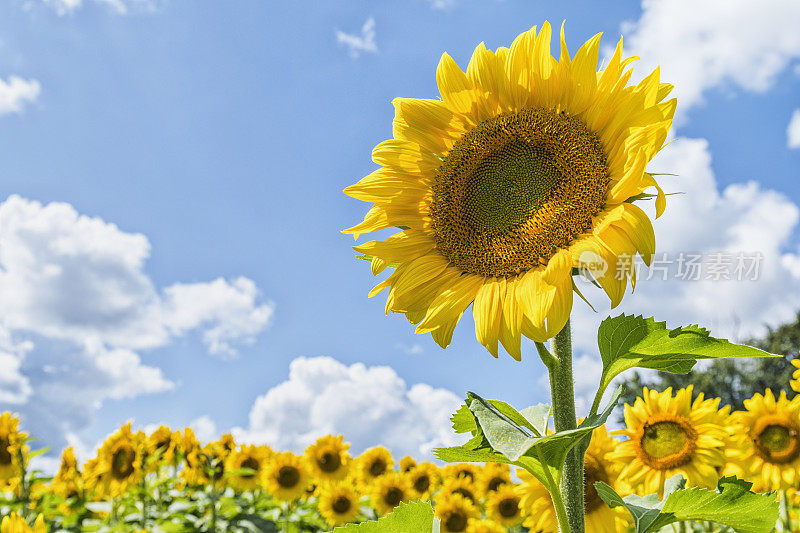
[1,370,800,532]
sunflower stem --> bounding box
[549,319,585,533]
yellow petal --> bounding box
[417,274,483,348]
[371,139,441,175]
[436,52,477,117]
[473,279,503,357]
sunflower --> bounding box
[0,413,27,489]
[399,455,417,473]
[443,462,480,483]
[407,461,441,499]
[476,462,510,494]
[264,451,310,501]
[439,476,480,504]
[318,482,361,527]
[354,446,393,486]
[83,422,145,499]
[516,470,558,532]
[791,359,800,393]
[0,514,45,533]
[609,386,730,497]
[181,436,232,487]
[465,520,505,533]
[726,389,800,490]
[305,435,351,482]
[371,472,412,516]
[50,447,83,501]
[582,424,631,532]
[225,444,271,492]
[146,425,180,469]
[485,484,523,527]
[517,426,628,533]
[435,493,479,533]
[344,22,674,357]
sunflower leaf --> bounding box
[332,500,434,532]
[595,314,777,402]
[596,475,778,533]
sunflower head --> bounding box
[84,422,145,499]
[264,451,310,502]
[477,462,510,494]
[318,482,361,527]
[178,427,200,461]
[434,493,479,533]
[443,462,479,483]
[610,387,730,496]
[407,461,440,498]
[439,476,480,505]
[485,484,523,527]
[304,434,350,481]
[728,389,800,490]
[0,413,27,487]
[146,425,179,468]
[355,446,393,485]
[51,447,83,500]
[398,455,417,473]
[370,472,411,516]
[791,359,800,393]
[516,469,558,532]
[225,444,271,492]
[345,22,675,357]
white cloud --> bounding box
[189,415,218,443]
[0,195,273,450]
[233,356,465,460]
[0,76,40,116]
[788,109,800,149]
[336,17,378,59]
[623,0,800,119]
[41,0,159,16]
[569,137,800,361]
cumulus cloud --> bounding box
[233,356,465,460]
[622,0,800,119]
[569,137,800,368]
[788,109,800,149]
[0,76,40,116]
[0,195,273,449]
[336,17,378,59]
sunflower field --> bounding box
[0,366,795,532]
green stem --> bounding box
[536,447,571,532]
[550,319,585,533]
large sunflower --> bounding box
[146,425,180,470]
[344,22,674,356]
[727,389,800,490]
[318,482,361,527]
[304,434,351,483]
[610,386,730,497]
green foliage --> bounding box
[595,314,776,407]
[618,312,800,413]
[332,500,435,533]
[435,388,620,494]
[596,475,778,533]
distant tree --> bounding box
[617,313,800,415]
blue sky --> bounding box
[0,0,798,464]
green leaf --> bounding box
[596,314,777,399]
[332,500,434,532]
[596,475,778,533]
